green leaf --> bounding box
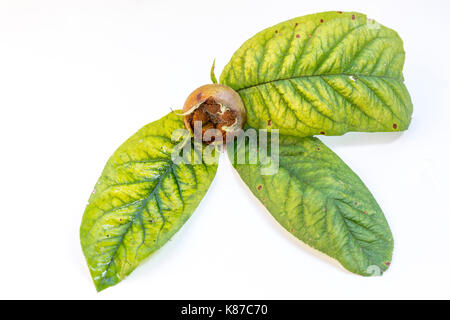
[228,131,393,275]
[80,112,218,291]
[220,11,413,137]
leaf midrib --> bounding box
[235,73,402,92]
[272,153,386,257]
[97,162,174,288]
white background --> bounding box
[0,0,449,299]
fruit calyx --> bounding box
[182,84,246,144]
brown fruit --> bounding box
[192,108,209,125]
[182,84,246,143]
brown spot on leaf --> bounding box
[257,185,262,191]
[364,211,368,215]
[352,14,356,20]
[267,119,272,126]
[393,123,398,129]
[320,131,325,135]
[385,262,391,266]
[296,34,300,38]
[320,19,324,23]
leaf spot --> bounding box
[393,123,398,129]
[267,119,272,126]
[257,185,262,191]
[364,211,368,215]
[320,19,324,23]
[352,14,356,20]
[385,262,391,266]
[320,131,325,135]
[296,34,300,38]
[317,148,321,151]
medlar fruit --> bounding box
[182,84,246,143]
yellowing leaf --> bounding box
[80,112,217,291]
[221,11,413,137]
[228,132,393,275]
